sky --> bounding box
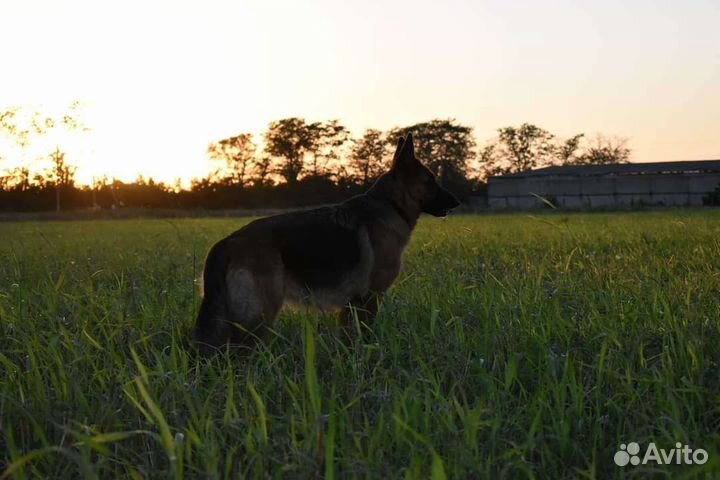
[1,0,718,185]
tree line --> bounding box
[0,104,631,212]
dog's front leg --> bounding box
[341,292,383,333]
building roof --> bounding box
[492,160,720,179]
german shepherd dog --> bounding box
[194,133,460,351]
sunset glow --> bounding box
[2,0,718,185]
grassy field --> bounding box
[1,211,719,478]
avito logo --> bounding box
[614,442,708,467]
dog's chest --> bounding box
[366,223,410,292]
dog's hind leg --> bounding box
[194,241,232,352]
[225,260,284,348]
[194,293,228,352]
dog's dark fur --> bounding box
[194,134,460,351]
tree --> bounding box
[306,120,350,178]
[0,106,48,148]
[573,134,631,165]
[349,129,388,184]
[0,102,87,190]
[0,167,31,191]
[252,155,274,186]
[478,126,631,178]
[207,133,257,187]
[263,118,319,184]
[48,147,76,211]
[484,123,555,175]
[263,118,350,183]
[557,134,585,165]
[1,106,47,182]
[478,123,582,177]
[388,119,475,191]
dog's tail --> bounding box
[194,241,230,350]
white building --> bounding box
[488,160,720,209]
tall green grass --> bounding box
[1,211,719,478]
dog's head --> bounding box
[390,133,460,217]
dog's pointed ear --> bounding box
[403,133,415,157]
[392,136,405,161]
[392,133,416,170]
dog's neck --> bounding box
[366,173,421,229]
